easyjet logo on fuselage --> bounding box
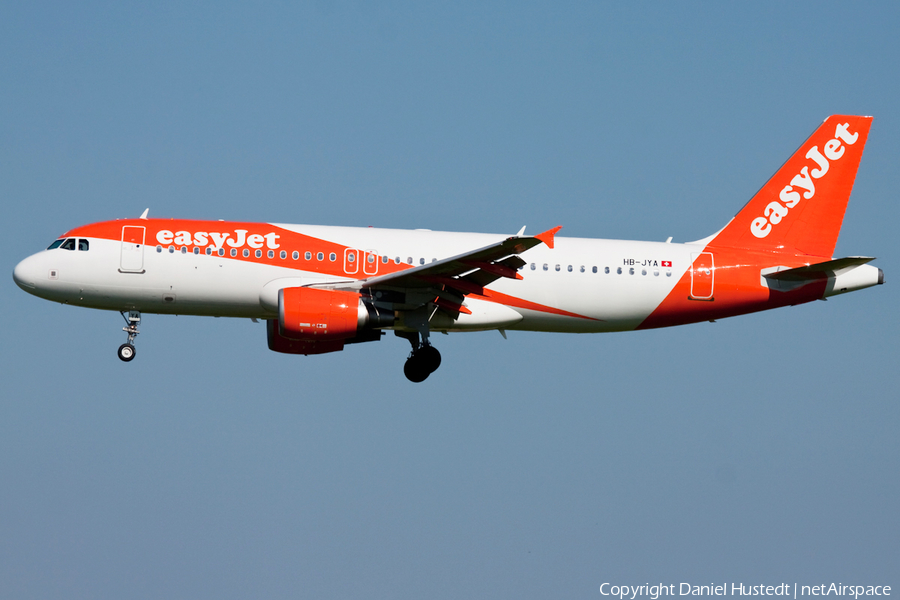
[155,229,281,250]
[750,122,859,239]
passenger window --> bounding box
[407,257,413,264]
[329,252,336,261]
[604,267,609,274]
[280,250,287,259]
[555,264,561,271]
[268,250,275,259]
[530,263,536,270]
[641,269,647,276]
[78,239,90,251]
[181,247,187,254]
[243,249,250,257]
[382,256,388,264]
[47,239,64,250]
[653,270,659,276]
[231,249,237,257]
[292,251,299,260]
[169,245,175,253]
[580,266,585,273]
[567,265,573,272]
[629,267,634,275]
[256,249,263,258]
[419,258,425,265]
[317,252,324,261]
[543,264,548,271]
[193,247,200,255]
[305,251,312,260]
[617,267,622,274]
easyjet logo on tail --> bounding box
[750,122,859,239]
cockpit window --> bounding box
[60,238,76,251]
[78,239,89,251]
[47,239,64,250]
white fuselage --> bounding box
[14,223,697,333]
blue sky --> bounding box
[2,3,898,598]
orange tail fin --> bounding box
[709,115,872,258]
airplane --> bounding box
[13,115,883,382]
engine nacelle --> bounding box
[279,287,362,341]
[267,319,348,355]
[267,287,393,355]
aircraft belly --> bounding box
[433,298,523,331]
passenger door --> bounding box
[120,226,146,273]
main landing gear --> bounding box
[397,330,442,383]
[118,310,141,362]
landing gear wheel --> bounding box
[418,345,442,373]
[397,327,442,383]
[403,354,430,383]
[118,311,141,362]
[118,343,136,362]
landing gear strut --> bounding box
[118,310,140,362]
[398,330,442,383]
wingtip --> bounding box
[139,208,149,220]
[535,226,563,249]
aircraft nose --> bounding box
[13,254,39,291]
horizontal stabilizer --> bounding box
[765,256,875,282]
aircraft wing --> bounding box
[317,226,561,316]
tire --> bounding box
[417,345,442,373]
[118,343,136,362]
[403,355,429,383]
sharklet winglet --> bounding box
[535,226,562,249]
[139,208,149,220]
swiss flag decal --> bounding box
[662,260,672,267]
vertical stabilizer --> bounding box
[709,115,872,258]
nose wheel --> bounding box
[118,311,141,362]
[118,343,136,362]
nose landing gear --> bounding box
[398,330,442,383]
[118,311,140,362]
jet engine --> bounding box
[267,286,394,355]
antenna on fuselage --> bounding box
[139,208,149,220]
